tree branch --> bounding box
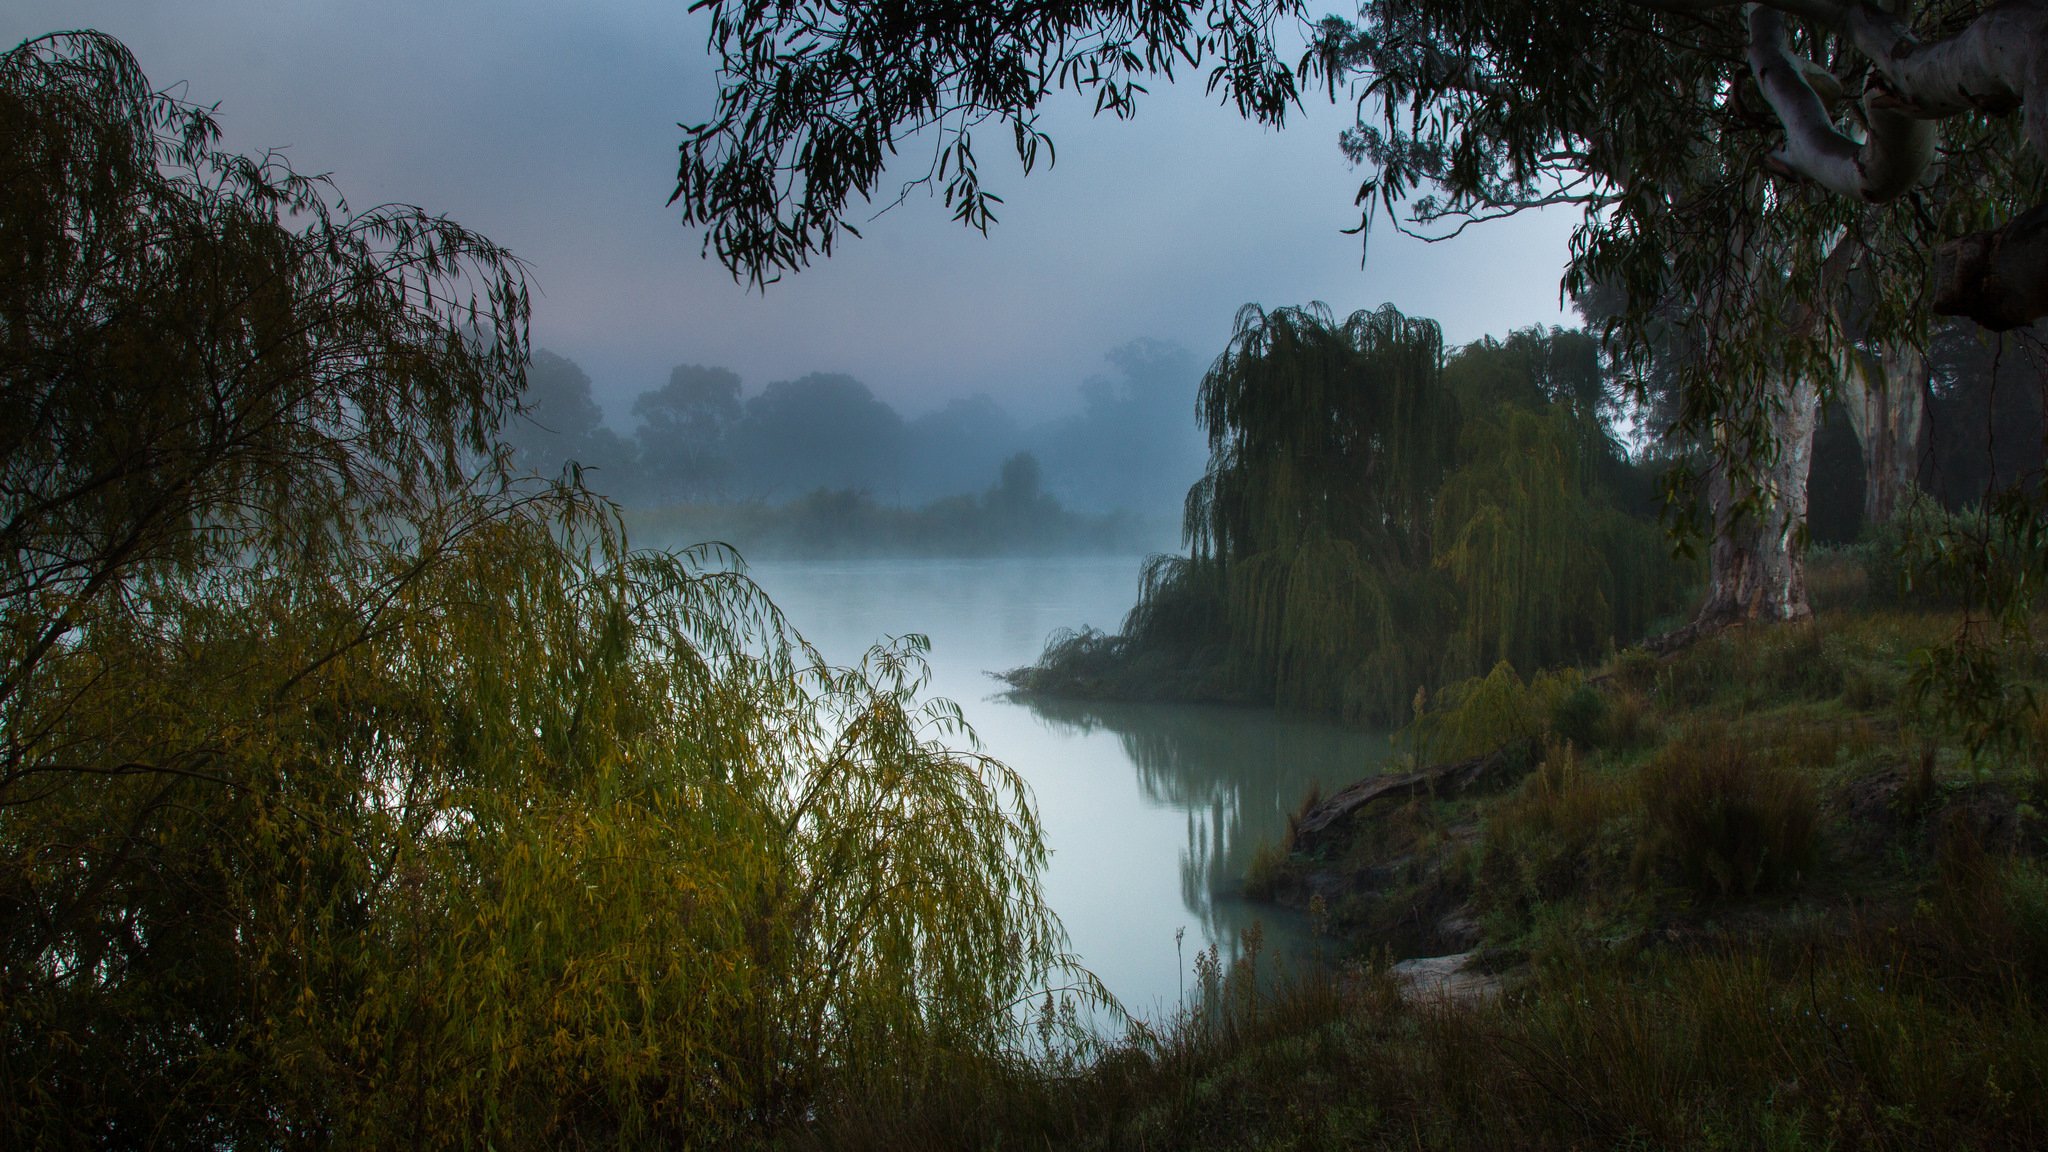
[1843,1,2048,158]
[1629,0,1849,26]
[1933,202,2048,330]
[1747,4,1933,201]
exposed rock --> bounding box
[1389,952,1502,1005]
[1433,911,1483,952]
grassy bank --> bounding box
[789,551,2048,1150]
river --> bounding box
[744,554,1398,1021]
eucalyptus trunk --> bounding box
[1839,343,1928,526]
[1687,373,1820,638]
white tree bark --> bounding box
[1837,341,1927,525]
[1692,372,1820,633]
[1741,1,2048,327]
[1748,5,1937,201]
[1842,2,2048,154]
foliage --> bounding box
[1022,308,1688,724]
[1478,739,1642,916]
[675,0,1311,286]
[1177,303,1457,719]
[0,33,1090,1147]
[1636,728,1821,899]
[0,29,528,719]
[1407,661,1582,765]
[631,363,745,498]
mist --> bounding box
[503,338,1211,554]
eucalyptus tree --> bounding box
[2,31,1091,1143]
[675,0,2042,324]
[507,349,641,487]
[632,362,744,499]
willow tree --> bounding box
[1,32,1087,1145]
[1168,304,1455,718]
[1016,309,1681,719]
[1434,331,1683,677]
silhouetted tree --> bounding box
[729,372,908,497]
[505,349,638,488]
[1034,339,1206,515]
[902,393,1026,501]
[632,363,743,500]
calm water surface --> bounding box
[744,555,1397,1020]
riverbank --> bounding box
[782,552,2048,1149]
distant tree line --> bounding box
[503,340,1208,518]
[630,451,1147,558]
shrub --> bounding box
[1548,681,1609,751]
[1636,730,1820,899]
[1479,741,1640,914]
[1408,661,1581,764]
[1243,839,1289,901]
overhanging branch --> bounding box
[1746,4,1933,201]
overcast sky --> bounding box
[8,1,1580,423]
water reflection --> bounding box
[737,554,1402,1011]
[1018,693,1395,964]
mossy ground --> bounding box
[786,553,2048,1150]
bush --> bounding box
[1408,662,1581,764]
[1478,741,1640,915]
[1548,682,1609,751]
[1636,730,1820,899]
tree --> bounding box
[1,28,529,726]
[1018,305,1684,720]
[903,393,1027,501]
[1033,338,1208,516]
[505,348,639,487]
[632,362,744,500]
[678,0,2045,324]
[728,372,909,497]
[2,31,1089,1143]
[675,0,2048,640]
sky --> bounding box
[6,0,1581,424]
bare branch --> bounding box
[1747,4,1933,200]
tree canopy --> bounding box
[676,0,2045,327]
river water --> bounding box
[744,554,1397,1021]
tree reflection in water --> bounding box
[1017,694,1395,970]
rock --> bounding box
[1433,911,1483,951]
[1389,951,1502,1006]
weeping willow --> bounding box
[1153,303,1457,721]
[1022,308,1691,724]
[1,34,1087,1147]
[1433,406,1674,680]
